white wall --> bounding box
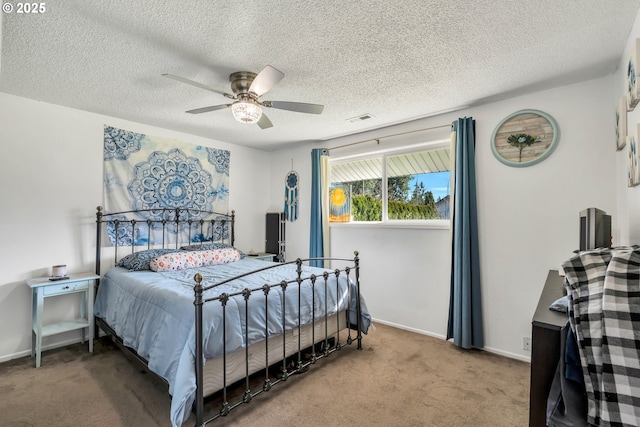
[615,11,640,244]
[269,75,617,360]
[267,143,316,260]
[0,92,272,362]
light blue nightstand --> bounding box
[26,272,99,368]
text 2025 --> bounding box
[17,3,46,13]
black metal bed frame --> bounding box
[94,206,363,427]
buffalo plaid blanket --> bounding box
[562,247,640,427]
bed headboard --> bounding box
[95,205,235,275]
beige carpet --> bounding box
[0,324,530,427]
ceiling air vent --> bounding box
[347,113,373,123]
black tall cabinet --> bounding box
[265,212,285,262]
[529,270,567,426]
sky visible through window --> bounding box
[412,171,450,201]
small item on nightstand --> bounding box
[49,276,70,281]
[51,264,67,277]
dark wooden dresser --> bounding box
[529,270,568,427]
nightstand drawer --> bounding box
[43,280,89,296]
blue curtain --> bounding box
[309,148,328,267]
[447,117,484,349]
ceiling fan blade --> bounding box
[257,113,273,129]
[249,66,284,97]
[264,100,324,115]
[162,74,233,98]
[185,104,230,114]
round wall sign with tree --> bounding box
[491,110,560,167]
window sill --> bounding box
[329,220,450,230]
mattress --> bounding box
[94,257,370,427]
[201,312,343,396]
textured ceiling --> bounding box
[1,0,639,151]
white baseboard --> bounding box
[371,318,447,340]
[0,337,89,364]
[370,317,531,363]
[482,346,531,363]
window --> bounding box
[329,143,451,223]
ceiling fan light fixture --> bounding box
[164,65,323,129]
[231,99,262,124]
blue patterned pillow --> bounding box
[549,295,568,313]
[180,242,245,258]
[117,248,183,271]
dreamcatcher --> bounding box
[284,169,299,221]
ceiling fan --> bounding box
[162,65,324,129]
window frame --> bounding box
[328,139,451,229]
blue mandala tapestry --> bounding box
[103,125,230,246]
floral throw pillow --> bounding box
[150,248,241,272]
[180,242,246,258]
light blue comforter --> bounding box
[94,258,370,426]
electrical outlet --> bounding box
[523,337,531,351]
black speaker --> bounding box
[266,212,285,262]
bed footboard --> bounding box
[192,253,364,426]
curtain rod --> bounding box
[327,123,451,152]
